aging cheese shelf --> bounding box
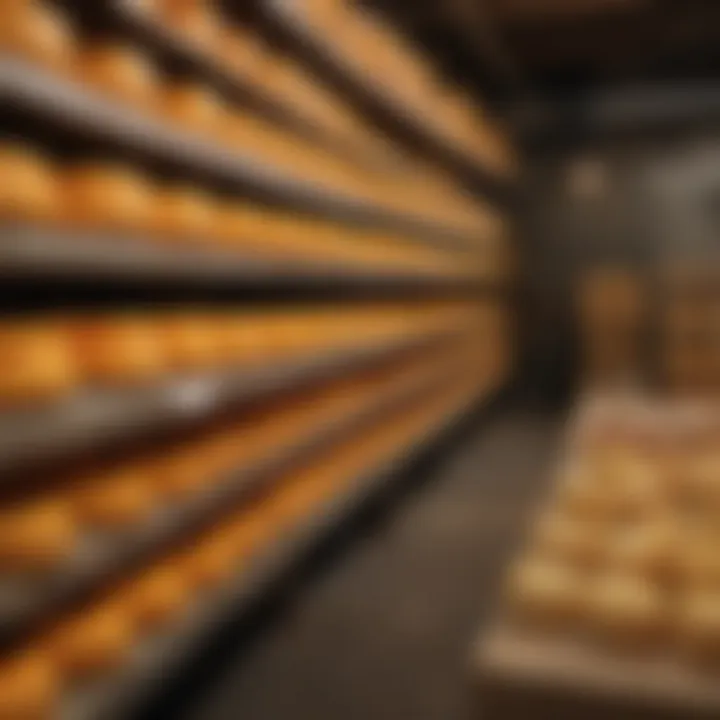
[60,379,497,720]
[0,327,456,481]
[0,360,448,649]
[260,0,517,209]
[0,57,484,252]
[0,224,488,290]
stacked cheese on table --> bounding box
[507,398,720,666]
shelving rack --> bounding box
[0,1,517,718]
[255,0,517,206]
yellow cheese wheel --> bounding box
[506,557,587,629]
[0,143,59,222]
[70,316,165,384]
[151,185,215,241]
[678,590,720,663]
[78,43,158,107]
[678,540,720,591]
[0,654,60,720]
[181,540,235,591]
[61,163,153,232]
[0,500,76,572]
[155,0,220,47]
[1,1,74,71]
[69,463,156,528]
[217,26,267,77]
[151,440,221,499]
[159,313,222,369]
[586,572,667,649]
[0,321,77,405]
[161,83,225,134]
[47,606,134,679]
[119,565,189,631]
[609,521,682,586]
[532,512,607,571]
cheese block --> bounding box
[0,500,76,573]
[678,590,720,663]
[79,43,158,107]
[46,605,134,679]
[61,163,153,232]
[159,313,222,369]
[118,564,189,631]
[585,572,667,650]
[0,654,60,720]
[69,316,165,384]
[161,83,225,134]
[69,463,156,528]
[1,1,74,71]
[151,185,215,241]
[154,0,220,47]
[0,321,77,405]
[506,557,587,629]
[0,143,59,222]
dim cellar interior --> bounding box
[0,1,718,719]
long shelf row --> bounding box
[109,0,369,165]
[61,374,498,720]
[0,351,453,648]
[1,58,487,251]
[0,225,504,290]
[260,0,516,205]
[0,325,456,481]
[112,0,515,205]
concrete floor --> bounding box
[164,410,561,720]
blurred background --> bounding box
[0,1,718,719]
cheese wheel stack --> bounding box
[505,397,720,666]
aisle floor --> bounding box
[172,410,561,720]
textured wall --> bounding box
[519,131,720,403]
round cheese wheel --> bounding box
[678,539,720,591]
[532,512,607,571]
[0,654,60,720]
[69,316,165,384]
[181,539,236,591]
[1,1,74,70]
[0,500,76,573]
[119,565,189,631]
[218,315,272,364]
[555,469,607,520]
[159,314,222,369]
[212,203,273,252]
[586,572,667,649]
[151,441,218,499]
[47,606,134,679]
[61,163,153,232]
[0,143,59,222]
[70,465,156,528]
[79,43,158,107]
[217,27,267,76]
[609,521,682,586]
[678,590,720,663]
[506,557,586,630]
[0,321,77,405]
[161,83,224,134]
[156,0,220,47]
[151,185,215,241]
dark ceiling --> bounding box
[379,0,720,98]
